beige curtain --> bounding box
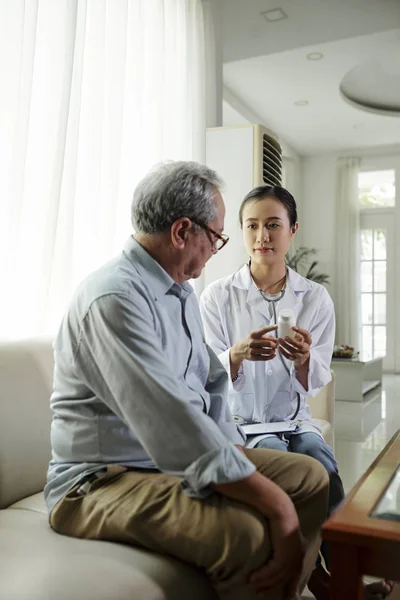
[334,157,361,350]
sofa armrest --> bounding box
[307,370,335,428]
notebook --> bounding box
[242,421,300,436]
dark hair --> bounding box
[239,185,298,228]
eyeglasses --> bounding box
[191,220,229,252]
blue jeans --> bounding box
[255,432,345,570]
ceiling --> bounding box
[221,0,400,155]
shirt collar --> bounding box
[232,263,311,291]
[123,236,193,300]
[232,263,311,307]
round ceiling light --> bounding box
[340,57,400,116]
[307,52,324,61]
[294,100,309,106]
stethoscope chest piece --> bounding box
[232,415,245,425]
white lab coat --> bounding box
[200,264,335,447]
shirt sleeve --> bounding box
[290,293,335,396]
[204,344,247,445]
[200,285,245,390]
[75,292,255,497]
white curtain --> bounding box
[191,0,221,298]
[334,157,361,350]
[0,0,208,339]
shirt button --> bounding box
[267,369,273,376]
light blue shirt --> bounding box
[45,236,254,513]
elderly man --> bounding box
[45,161,329,600]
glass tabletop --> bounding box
[370,466,400,522]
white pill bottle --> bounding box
[278,308,296,339]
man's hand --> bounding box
[214,469,305,600]
[235,444,246,454]
[248,509,305,599]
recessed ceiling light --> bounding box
[307,52,324,61]
[261,8,288,22]
[294,100,309,106]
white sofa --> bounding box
[0,338,335,600]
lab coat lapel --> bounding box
[234,264,273,323]
[276,285,299,313]
[278,268,311,315]
[234,265,310,324]
[247,284,273,323]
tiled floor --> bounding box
[335,374,400,494]
[303,374,400,598]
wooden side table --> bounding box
[323,430,400,599]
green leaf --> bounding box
[286,247,330,286]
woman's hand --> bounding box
[278,326,311,369]
[230,325,278,379]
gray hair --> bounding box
[131,161,224,234]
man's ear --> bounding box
[171,218,192,249]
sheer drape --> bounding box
[0,0,208,338]
[334,157,361,350]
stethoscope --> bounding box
[232,273,301,425]
[257,286,301,421]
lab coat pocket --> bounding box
[265,390,291,421]
[228,392,255,423]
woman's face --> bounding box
[242,197,298,266]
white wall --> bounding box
[300,154,337,296]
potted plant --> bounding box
[286,247,330,285]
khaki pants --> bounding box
[50,449,329,600]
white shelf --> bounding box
[331,357,383,402]
[362,380,381,395]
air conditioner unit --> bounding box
[204,124,282,287]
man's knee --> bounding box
[245,447,329,498]
[208,504,270,583]
[295,453,330,495]
[291,454,330,533]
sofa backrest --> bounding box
[0,337,336,509]
[0,338,54,508]
[307,372,335,426]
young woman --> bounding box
[200,185,393,600]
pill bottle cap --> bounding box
[279,309,295,321]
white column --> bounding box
[194,0,222,298]
[203,0,222,129]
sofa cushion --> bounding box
[0,493,217,600]
[0,338,53,508]
[313,419,333,450]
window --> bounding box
[360,229,387,358]
[358,170,395,208]
[359,168,396,361]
